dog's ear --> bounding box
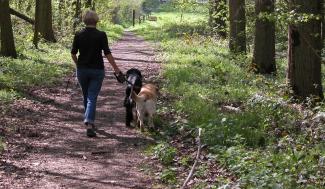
[127,68,142,79]
[138,71,142,79]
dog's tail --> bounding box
[131,91,145,103]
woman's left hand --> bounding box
[114,71,126,83]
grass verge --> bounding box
[132,11,325,188]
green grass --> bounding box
[131,12,208,41]
[133,11,325,188]
[98,21,124,43]
[0,43,72,94]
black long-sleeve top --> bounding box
[71,27,111,69]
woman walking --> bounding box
[71,10,123,137]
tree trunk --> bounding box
[0,0,17,58]
[287,0,323,99]
[229,0,246,54]
[112,6,120,24]
[252,0,276,74]
[209,0,227,38]
[33,0,56,46]
[73,0,81,32]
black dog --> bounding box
[124,68,142,127]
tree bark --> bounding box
[0,0,17,58]
[73,0,81,32]
[252,0,276,74]
[209,0,227,38]
[33,0,56,46]
[112,6,120,24]
[9,8,35,25]
[287,0,323,99]
[229,0,246,54]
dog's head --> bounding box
[126,68,142,78]
[124,68,143,108]
[126,68,142,92]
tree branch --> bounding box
[181,128,202,189]
[9,8,35,25]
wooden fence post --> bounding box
[132,10,135,26]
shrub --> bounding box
[153,143,177,165]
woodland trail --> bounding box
[0,32,161,189]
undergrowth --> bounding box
[132,11,325,188]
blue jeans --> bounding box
[76,68,105,125]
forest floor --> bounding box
[0,32,162,189]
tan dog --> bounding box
[132,83,158,131]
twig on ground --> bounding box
[65,72,76,92]
[91,151,111,155]
[181,128,202,189]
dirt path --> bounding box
[0,32,161,189]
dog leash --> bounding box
[114,72,136,86]
[114,72,133,102]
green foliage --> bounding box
[211,175,233,188]
[0,137,5,152]
[180,155,191,167]
[193,182,208,189]
[133,11,325,188]
[203,100,300,148]
[131,12,208,41]
[158,0,208,14]
[101,0,144,26]
[160,168,177,185]
[214,142,325,188]
[153,143,177,166]
[0,89,19,103]
[208,0,228,36]
[0,42,71,93]
[9,0,128,36]
[195,164,209,178]
[98,21,124,42]
[142,0,161,13]
[272,0,322,26]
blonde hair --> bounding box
[82,10,99,26]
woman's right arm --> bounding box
[71,34,78,65]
